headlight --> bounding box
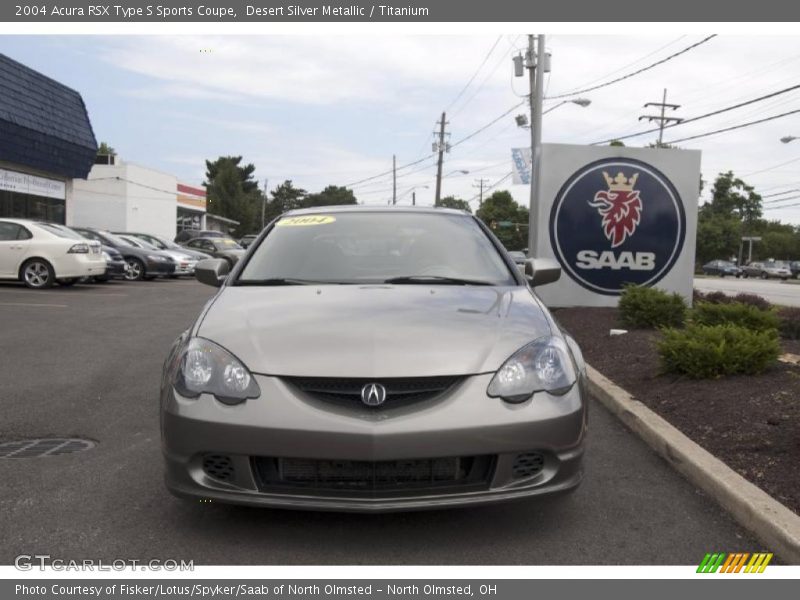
[487,336,576,403]
[147,254,167,261]
[67,243,90,254]
[174,337,260,404]
[101,251,111,261]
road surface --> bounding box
[694,276,800,307]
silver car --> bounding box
[161,207,587,511]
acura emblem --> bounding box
[361,383,387,407]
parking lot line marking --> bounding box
[0,291,127,297]
[0,302,67,308]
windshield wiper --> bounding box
[383,275,494,286]
[235,278,336,286]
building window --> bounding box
[0,190,65,223]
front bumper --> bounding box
[104,259,126,277]
[173,261,198,276]
[161,373,587,512]
[145,260,177,276]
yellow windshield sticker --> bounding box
[276,215,336,227]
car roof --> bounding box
[282,205,471,217]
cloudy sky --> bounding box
[2,34,800,223]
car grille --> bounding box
[511,452,545,478]
[202,454,235,482]
[252,455,494,496]
[284,376,462,408]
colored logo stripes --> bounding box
[697,552,773,573]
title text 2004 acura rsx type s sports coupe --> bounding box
[161,207,588,512]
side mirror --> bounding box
[195,258,230,287]
[524,258,561,287]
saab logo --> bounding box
[549,158,686,295]
[696,552,773,573]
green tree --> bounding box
[476,190,529,250]
[609,140,625,147]
[205,156,259,194]
[97,141,116,156]
[302,185,358,208]
[695,213,741,265]
[204,160,260,237]
[705,171,762,223]
[438,196,472,213]
[260,180,308,225]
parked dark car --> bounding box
[182,237,246,267]
[791,261,800,279]
[701,260,741,278]
[72,227,176,281]
[239,234,258,249]
[174,229,230,244]
[741,261,792,280]
[123,231,208,262]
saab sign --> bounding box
[535,144,699,307]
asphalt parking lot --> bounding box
[0,278,761,565]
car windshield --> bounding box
[769,261,789,268]
[123,236,158,250]
[237,212,516,285]
[100,231,136,247]
[36,223,85,240]
[215,239,242,249]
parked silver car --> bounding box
[741,261,792,280]
[161,207,587,511]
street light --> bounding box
[780,136,798,144]
[444,169,469,177]
[516,98,591,127]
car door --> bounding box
[0,222,32,278]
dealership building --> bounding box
[0,53,96,224]
[0,52,237,238]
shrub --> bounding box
[691,302,780,332]
[702,290,733,305]
[618,285,687,329]
[658,324,780,378]
[731,293,772,311]
[777,307,800,340]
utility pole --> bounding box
[639,88,682,147]
[527,34,546,256]
[392,155,397,205]
[434,112,449,206]
[412,190,416,206]
[473,178,489,206]
[261,178,269,229]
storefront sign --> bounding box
[0,167,66,199]
[534,144,700,307]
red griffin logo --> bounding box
[588,171,642,248]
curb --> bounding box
[586,364,800,564]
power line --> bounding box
[552,36,687,96]
[592,82,800,145]
[545,35,717,100]
[450,101,527,149]
[663,108,800,145]
[445,35,503,113]
[468,172,513,203]
[762,188,800,198]
[343,154,434,188]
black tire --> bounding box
[20,258,55,289]
[144,275,157,281]
[760,272,768,280]
[124,258,146,281]
[57,278,78,287]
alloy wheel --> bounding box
[124,259,143,281]
[23,261,51,289]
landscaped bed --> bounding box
[554,305,800,516]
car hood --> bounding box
[197,285,553,378]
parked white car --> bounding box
[0,219,106,289]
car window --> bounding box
[239,212,516,285]
[0,222,23,241]
[215,239,242,250]
[187,240,202,249]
